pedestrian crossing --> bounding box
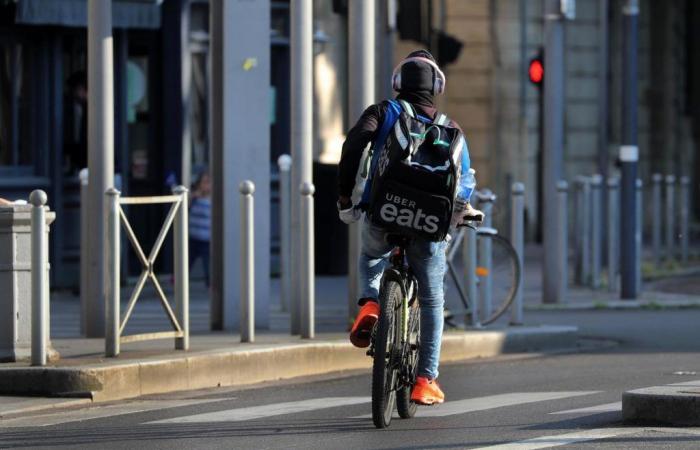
[3,387,698,449]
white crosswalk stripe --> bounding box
[549,401,621,415]
[0,398,227,428]
[473,427,700,450]
[147,397,371,424]
[352,391,599,419]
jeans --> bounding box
[359,219,447,379]
[189,238,210,287]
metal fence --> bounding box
[105,186,189,357]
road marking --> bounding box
[668,379,700,387]
[473,427,700,449]
[353,391,599,419]
[0,398,226,428]
[148,397,370,424]
[549,401,621,415]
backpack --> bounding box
[364,100,464,241]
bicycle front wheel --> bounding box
[396,299,419,419]
[372,280,401,429]
[479,232,521,326]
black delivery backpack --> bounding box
[367,100,464,242]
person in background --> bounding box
[63,71,88,173]
[189,170,211,287]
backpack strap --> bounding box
[398,99,416,118]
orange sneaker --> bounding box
[410,376,445,405]
[349,301,380,348]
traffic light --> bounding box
[528,50,544,87]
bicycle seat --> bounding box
[385,234,412,248]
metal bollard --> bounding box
[607,177,619,292]
[79,168,89,336]
[665,175,676,261]
[463,225,479,327]
[590,175,603,289]
[509,183,525,325]
[651,173,663,267]
[173,186,189,350]
[277,155,293,317]
[680,176,690,263]
[575,177,591,285]
[30,190,48,366]
[300,182,315,339]
[105,188,121,357]
[635,179,643,293]
[239,181,255,343]
[556,181,569,303]
[477,191,495,322]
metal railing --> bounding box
[105,186,189,357]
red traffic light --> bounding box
[529,58,544,85]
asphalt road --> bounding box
[1,309,699,449]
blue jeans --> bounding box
[359,219,447,379]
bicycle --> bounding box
[367,233,421,429]
[444,221,521,326]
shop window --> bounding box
[0,40,34,170]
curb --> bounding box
[0,326,577,405]
[623,386,700,426]
[525,299,700,311]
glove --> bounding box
[337,202,362,224]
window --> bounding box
[0,39,33,169]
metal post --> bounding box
[575,178,592,285]
[477,192,494,321]
[300,182,315,339]
[619,0,639,299]
[86,0,115,336]
[680,176,690,263]
[665,174,676,261]
[239,181,255,343]
[635,179,643,293]
[542,0,565,304]
[173,185,189,350]
[463,226,479,327]
[79,168,89,336]
[556,181,569,303]
[277,155,293,318]
[607,177,619,292]
[290,0,313,335]
[105,187,120,357]
[651,173,663,267]
[510,183,525,325]
[30,190,48,366]
[590,175,603,289]
[347,0,375,321]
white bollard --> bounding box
[665,175,676,261]
[277,155,293,318]
[651,173,663,267]
[607,177,619,292]
[173,185,189,350]
[79,168,89,336]
[680,176,690,263]
[30,190,48,366]
[463,225,479,327]
[590,175,603,289]
[239,181,255,343]
[477,191,495,322]
[556,181,569,303]
[300,182,315,339]
[509,183,525,325]
[105,187,121,357]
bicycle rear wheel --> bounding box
[396,300,419,419]
[479,233,521,325]
[372,280,401,428]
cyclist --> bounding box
[337,50,482,406]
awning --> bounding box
[15,0,163,29]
